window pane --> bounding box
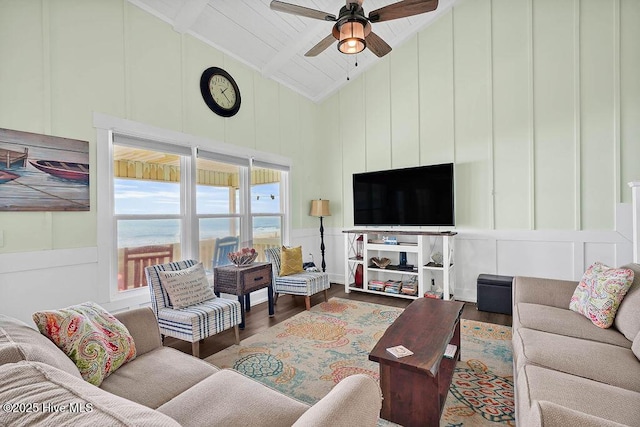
[253,216,282,262]
[199,218,241,271]
[114,179,180,215]
[251,168,281,214]
[113,146,181,215]
[117,219,181,292]
[196,158,240,215]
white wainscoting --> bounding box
[322,204,634,303]
[1,210,633,325]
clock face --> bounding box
[200,67,241,117]
[209,74,237,110]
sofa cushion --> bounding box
[157,369,309,427]
[32,302,136,386]
[633,332,640,361]
[513,327,640,392]
[516,364,640,427]
[569,262,634,328]
[514,302,631,348]
[615,263,640,340]
[158,262,215,309]
[280,246,305,276]
[0,361,180,426]
[0,315,81,378]
[100,347,218,409]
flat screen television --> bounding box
[353,163,454,227]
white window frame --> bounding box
[94,113,292,311]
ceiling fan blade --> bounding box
[270,1,337,21]
[368,0,438,23]
[305,34,337,57]
[365,32,392,57]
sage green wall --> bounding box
[320,0,640,231]
[0,0,319,254]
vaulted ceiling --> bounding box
[128,0,458,102]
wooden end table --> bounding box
[213,262,274,329]
[369,298,465,427]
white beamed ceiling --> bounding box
[129,0,458,102]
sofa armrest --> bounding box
[113,307,162,356]
[292,374,382,427]
[513,276,578,309]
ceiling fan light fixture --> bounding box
[338,20,366,54]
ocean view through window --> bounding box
[112,139,288,293]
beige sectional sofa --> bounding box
[512,263,640,426]
[0,306,382,426]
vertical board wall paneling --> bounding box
[183,36,225,141]
[126,3,182,131]
[418,12,455,167]
[0,1,45,133]
[580,0,616,230]
[532,0,577,230]
[299,100,319,229]
[254,75,281,154]
[318,95,344,228]
[340,77,366,226]
[50,0,125,140]
[223,56,256,149]
[279,87,301,228]
[390,36,420,168]
[49,0,125,249]
[0,1,51,252]
[452,0,492,229]
[364,57,392,172]
[491,0,532,229]
[620,0,640,203]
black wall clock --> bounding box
[200,67,241,117]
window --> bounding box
[251,163,288,261]
[98,120,291,302]
[112,143,191,292]
[195,152,248,272]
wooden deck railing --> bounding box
[117,236,281,291]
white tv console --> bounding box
[343,229,456,300]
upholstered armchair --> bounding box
[145,259,241,358]
[265,247,330,310]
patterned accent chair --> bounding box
[265,248,330,310]
[145,259,241,358]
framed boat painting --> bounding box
[0,128,89,211]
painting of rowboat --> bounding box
[0,170,19,184]
[0,128,89,211]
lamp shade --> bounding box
[310,199,331,217]
[338,21,366,54]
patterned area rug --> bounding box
[205,297,514,426]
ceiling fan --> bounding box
[270,0,439,58]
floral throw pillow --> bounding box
[569,262,635,329]
[32,302,136,386]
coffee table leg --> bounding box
[267,283,275,317]
[245,293,251,311]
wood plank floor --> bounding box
[165,283,512,359]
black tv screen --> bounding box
[353,163,454,227]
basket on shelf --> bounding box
[227,248,258,266]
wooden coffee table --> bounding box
[369,297,465,427]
